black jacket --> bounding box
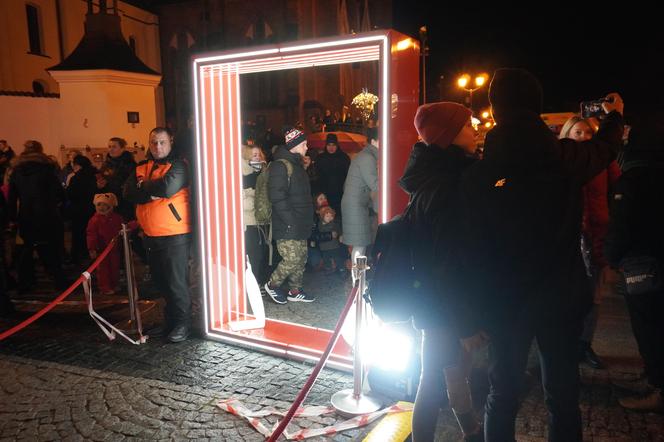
[99,151,136,195]
[605,154,664,267]
[315,146,350,207]
[99,150,136,219]
[459,110,624,331]
[399,143,477,331]
[8,152,64,241]
[269,146,313,240]
[124,152,190,250]
[66,166,97,223]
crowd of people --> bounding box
[241,127,379,304]
[395,69,663,441]
[0,129,194,344]
[0,66,662,441]
[238,68,664,440]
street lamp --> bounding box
[456,72,489,111]
[419,26,429,104]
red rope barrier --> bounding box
[267,280,360,442]
[0,235,121,341]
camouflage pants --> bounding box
[270,240,307,290]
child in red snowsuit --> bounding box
[87,193,123,295]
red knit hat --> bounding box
[413,102,472,148]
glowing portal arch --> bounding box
[193,30,419,370]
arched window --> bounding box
[128,36,136,54]
[26,4,43,55]
[32,80,46,95]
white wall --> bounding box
[0,73,159,161]
[57,79,158,149]
[0,95,62,158]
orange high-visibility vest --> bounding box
[135,160,191,237]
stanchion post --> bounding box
[130,253,144,338]
[331,256,382,416]
[121,225,145,341]
[121,224,136,322]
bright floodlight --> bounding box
[364,323,414,373]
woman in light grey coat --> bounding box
[341,129,379,263]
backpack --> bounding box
[254,158,294,225]
[367,201,435,323]
[253,158,294,265]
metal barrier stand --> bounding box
[331,256,382,416]
[121,224,145,341]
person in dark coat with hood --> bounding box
[605,113,664,412]
[66,155,98,265]
[263,128,316,304]
[8,140,67,291]
[98,137,136,220]
[315,133,350,214]
[400,102,483,442]
[459,69,625,442]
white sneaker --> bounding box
[287,290,316,302]
[264,283,287,305]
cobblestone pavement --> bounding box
[1,266,664,440]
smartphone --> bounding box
[580,99,606,119]
[580,97,615,119]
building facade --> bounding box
[0,0,162,159]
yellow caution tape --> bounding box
[362,401,413,442]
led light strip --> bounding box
[278,35,387,53]
[238,46,379,67]
[236,47,380,73]
[380,35,389,223]
[234,63,247,320]
[226,65,241,323]
[214,66,232,326]
[193,60,210,335]
[194,32,395,344]
[210,67,226,328]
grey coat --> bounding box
[341,144,378,246]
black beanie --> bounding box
[489,68,543,120]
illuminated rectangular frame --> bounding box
[193,30,419,370]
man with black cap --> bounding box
[458,68,625,441]
[264,127,316,304]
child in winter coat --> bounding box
[306,193,329,270]
[317,206,347,274]
[87,193,123,295]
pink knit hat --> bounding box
[413,102,472,148]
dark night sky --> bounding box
[129,1,660,117]
[391,3,662,116]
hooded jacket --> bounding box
[99,150,136,220]
[459,110,624,330]
[8,152,64,240]
[399,142,477,331]
[315,143,350,209]
[605,121,664,266]
[268,146,313,240]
